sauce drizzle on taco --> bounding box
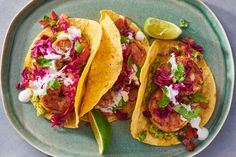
[131,38,216,151]
[16,11,102,128]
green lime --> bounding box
[88,109,111,154]
[144,17,182,39]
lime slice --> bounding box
[88,109,111,154]
[144,17,182,39]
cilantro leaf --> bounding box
[191,50,202,60]
[127,55,133,66]
[161,87,168,95]
[118,97,126,107]
[49,20,57,27]
[191,94,209,103]
[121,36,130,44]
[158,93,170,108]
[112,106,117,113]
[43,15,49,20]
[173,105,201,121]
[48,79,61,89]
[173,62,185,83]
[37,57,52,68]
[138,131,147,142]
[74,41,83,53]
[180,19,188,28]
[136,65,141,77]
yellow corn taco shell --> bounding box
[80,10,149,122]
[79,13,123,121]
[131,40,216,146]
[24,18,102,128]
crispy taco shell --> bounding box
[130,40,216,146]
[80,10,149,122]
[24,18,102,128]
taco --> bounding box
[79,10,149,122]
[130,38,216,150]
[16,11,102,128]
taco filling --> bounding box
[16,11,102,128]
[93,12,148,120]
[131,38,216,151]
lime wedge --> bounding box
[144,17,182,39]
[88,109,111,154]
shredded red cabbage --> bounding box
[58,15,70,32]
[153,70,172,87]
[51,99,75,127]
[182,37,203,52]
[152,108,169,119]
[16,65,49,89]
[32,35,54,59]
[142,110,152,118]
[120,28,135,36]
[166,102,174,112]
[114,109,129,120]
[113,63,133,91]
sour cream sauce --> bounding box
[165,84,179,104]
[190,117,209,141]
[18,88,32,102]
[95,90,129,113]
[135,31,145,41]
[169,53,178,77]
[18,26,82,99]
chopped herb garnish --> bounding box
[190,94,209,103]
[43,15,49,20]
[127,55,133,66]
[173,62,185,83]
[37,57,52,68]
[121,35,130,44]
[138,131,147,142]
[177,134,185,142]
[169,49,174,54]
[74,41,84,53]
[49,20,57,27]
[180,19,188,28]
[191,50,202,60]
[118,97,126,107]
[112,106,117,113]
[48,79,61,90]
[175,45,180,50]
[136,65,141,77]
[173,105,201,121]
[158,93,170,108]
[161,86,168,95]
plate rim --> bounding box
[0,0,234,157]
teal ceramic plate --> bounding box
[1,0,234,157]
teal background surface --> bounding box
[0,0,235,157]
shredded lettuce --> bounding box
[149,124,175,139]
[184,94,209,104]
[31,95,46,116]
[138,131,147,142]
